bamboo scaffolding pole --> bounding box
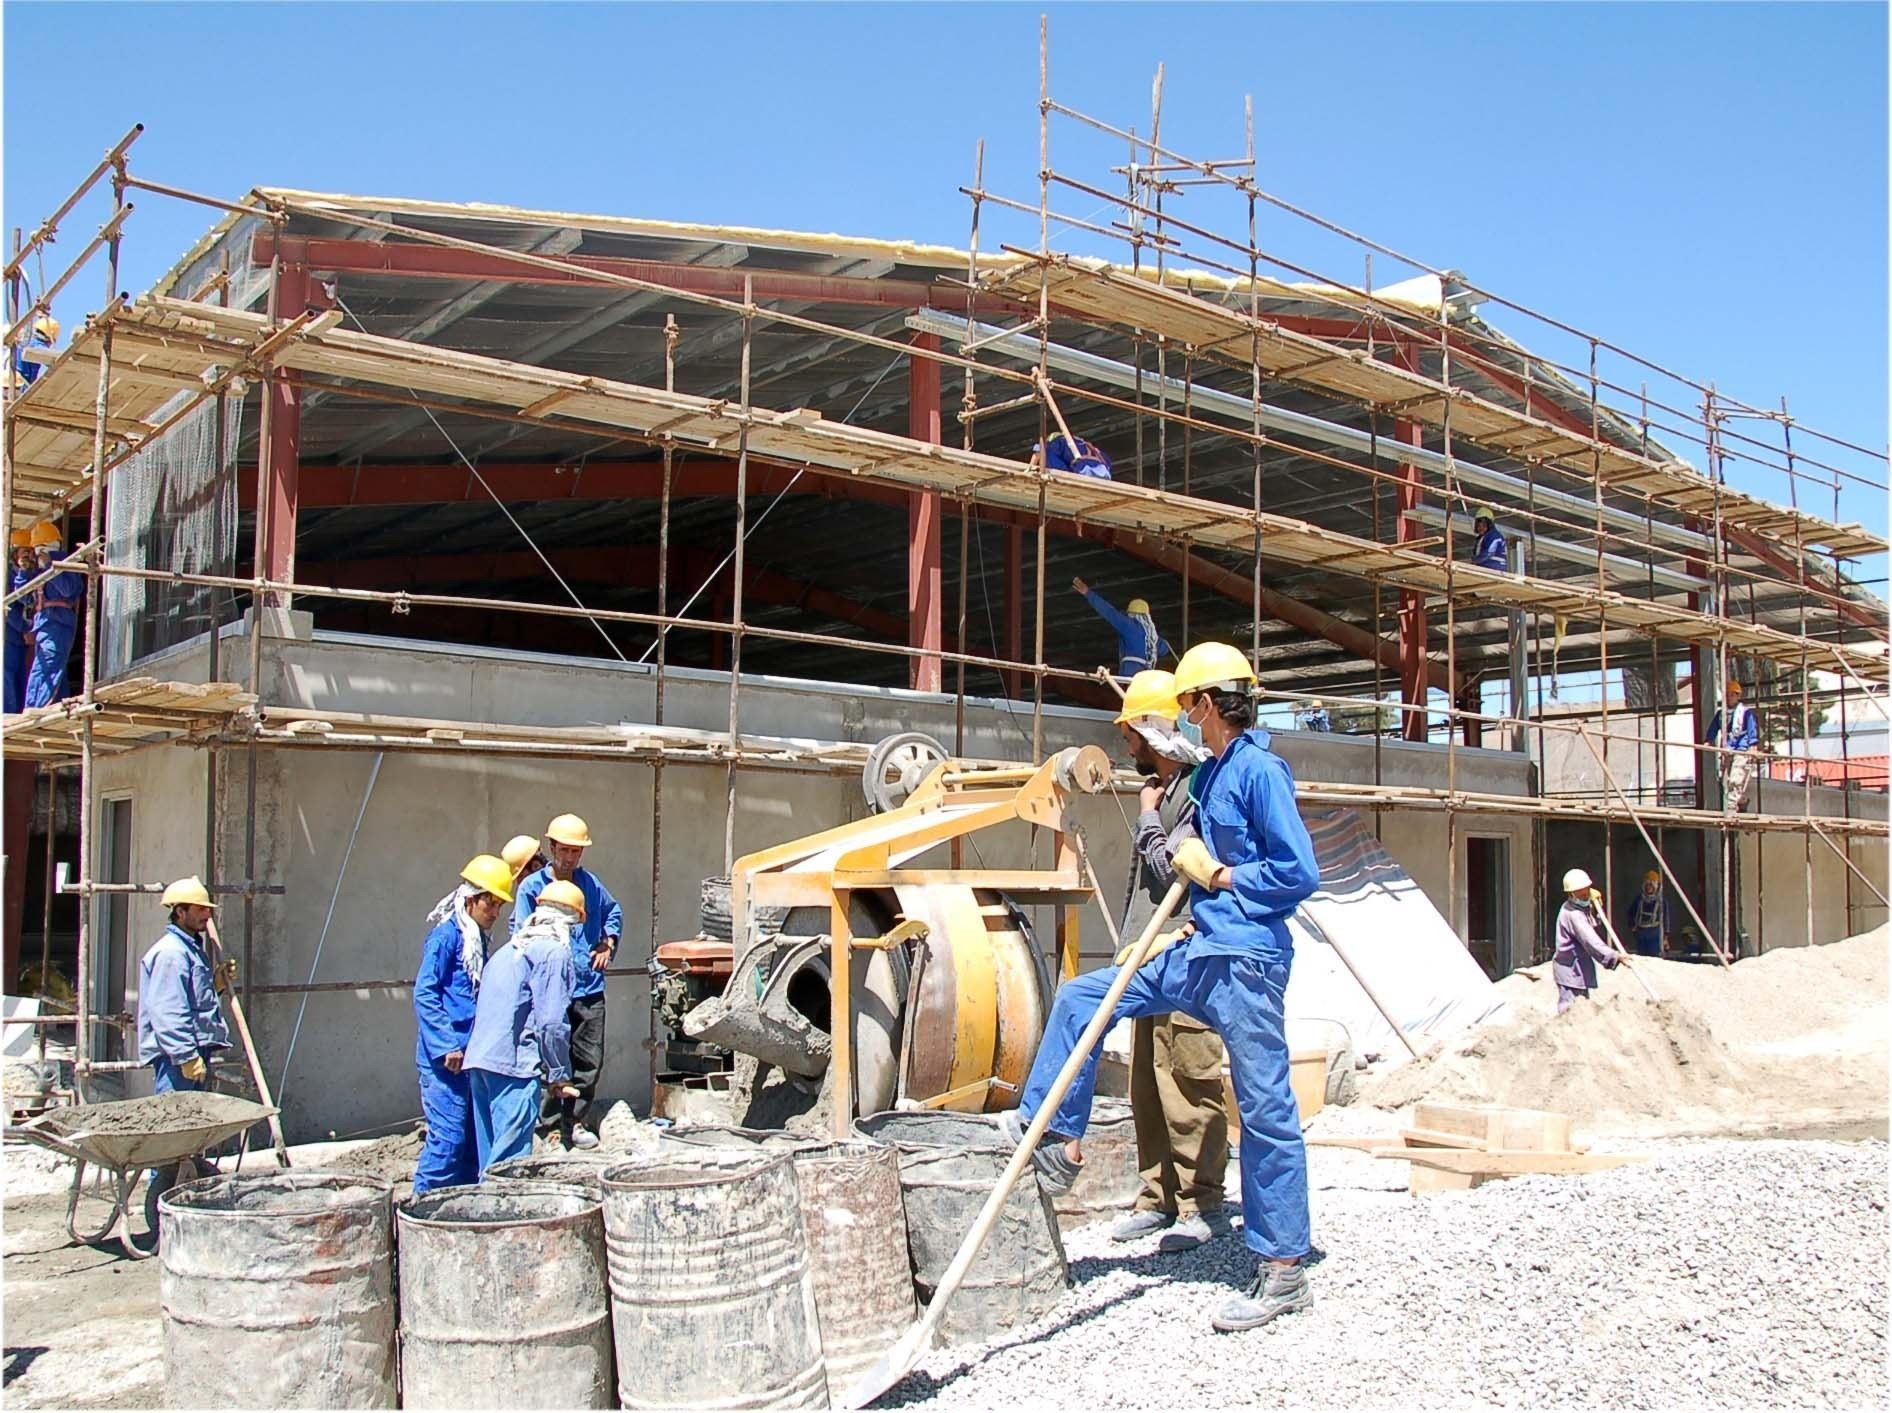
[722,277,753,873]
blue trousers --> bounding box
[24,614,75,709]
[151,1054,205,1095]
[414,1049,477,1195]
[4,630,24,713]
[469,1069,539,1176]
[1632,928,1662,958]
[1018,939,1310,1261]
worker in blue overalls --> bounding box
[412,854,515,1195]
[1471,506,1509,571]
[1001,640,1321,1333]
[11,315,58,388]
[1035,432,1114,479]
[1705,679,1761,811]
[1072,576,1173,678]
[1625,870,1671,958]
[136,877,234,1094]
[23,521,84,708]
[5,529,34,713]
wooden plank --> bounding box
[1376,1148,1646,1175]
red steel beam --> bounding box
[252,233,1029,314]
[1004,526,1024,699]
[907,333,944,692]
[1395,407,1431,741]
[257,262,308,604]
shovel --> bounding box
[839,878,1189,1409]
[204,917,291,1168]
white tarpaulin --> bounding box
[1285,808,1509,1064]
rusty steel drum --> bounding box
[1052,1097,1142,1231]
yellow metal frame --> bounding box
[730,746,1110,1136]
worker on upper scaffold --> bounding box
[1072,577,1173,679]
[1470,506,1509,571]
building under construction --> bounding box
[3,52,1886,1142]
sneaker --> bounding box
[997,1108,1083,1196]
[1110,1209,1173,1242]
[568,1128,600,1151]
[1211,1261,1313,1333]
[1158,1209,1232,1253]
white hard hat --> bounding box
[1562,868,1593,894]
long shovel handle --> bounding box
[1594,906,1662,1004]
[205,919,292,1168]
[839,879,1189,1409]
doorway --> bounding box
[1465,835,1510,979]
[97,796,132,1058]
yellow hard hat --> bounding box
[1474,505,1497,523]
[33,315,58,343]
[1126,598,1152,616]
[1172,641,1257,698]
[161,876,216,910]
[538,878,587,921]
[9,529,30,549]
[28,522,61,548]
[460,854,515,903]
[1644,870,1660,884]
[1561,868,1593,894]
[545,813,592,848]
[1115,669,1180,725]
[1727,680,1744,698]
[501,834,542,875]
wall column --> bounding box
[906,334,943,692]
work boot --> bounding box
[1158,1208,1232,1253]
[1211,1261,1313,1333]
[997,1108,1083,1195]
[1109,1209,1173,1242]
[568,1128,600,1151]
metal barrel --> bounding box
[853,1111,1069,1346]
[484,1151,614,1196]
[396,1182,613,1409]
[663,1129,917,1391]
[159,1172,396,1408]
[1052,1097,1142,1230]
[599,1154,828,1409]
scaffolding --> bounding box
[3,33,1887,1115]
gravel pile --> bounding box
[880,1139,1888,1410]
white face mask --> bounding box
[1176,701,1205,753]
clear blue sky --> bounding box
[5,1,1886,546]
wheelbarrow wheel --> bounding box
[140,1156,199,1246]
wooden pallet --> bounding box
[1312,1102,1648,1193]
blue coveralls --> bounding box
[1037,434,1114,479]
[136,924,231,1094]
[464,931,575,1174]
[511,867,623,1001]
[24,553,84,709]
[4,561,30,713]
[1626,889,1671,958]
[1080,590,1173,677]
[12,329,52,387]
[412,913,485,1194]
[1473,525,1508,571]
[1017,728,1319,1261]
[1705,703,1758,752]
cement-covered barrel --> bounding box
[159,1172,396,1408]
[853,1110,1068,1345]
[396,1182,613,1408]
[664,1128,917,1390]
[484,1151,613,1195]
[1052,1097,1142,1230]
[600,1154,828,1408]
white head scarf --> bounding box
[1128,715,1209,765]
[425,882,489,991]
[513,901,580,958]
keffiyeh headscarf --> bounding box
[426,882,490,991]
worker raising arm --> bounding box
[412,855,513,1196]
[465,879,583,1176]
[1553,868,1620,1013]
[511,814,620,1149]
[1071,577,1173,678]
[136,877,233,1094]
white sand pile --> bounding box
[1353,927,1887,1137]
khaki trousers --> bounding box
[1129,1012,1229,1216]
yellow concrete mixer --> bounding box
[678,736,1113,1138]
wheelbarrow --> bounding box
[6,1092,277,1259]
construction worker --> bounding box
[1471,506,1508,571]
[512,814,621,1148]
[1625,870,1671,958]
[1034,431,1114,479]
[23,521,83,709]
[502,833,546,890]
[1554,868,1621,1013]
[465,879,581,1175]
[1071,577,1173,678]
[1002,640,1321,1333]
[5,529,34,713]
[1103,670,1231,1253]
[12,315,57,388]
[136,877,234,1095]
[1705,680,1760,811]
[1295,699,1332,733]
[412,855,514,1196]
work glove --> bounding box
[1172,837,1229,891]
[212,958,238,996]
[1116,923,1193,967]
[180,1056,208,1083]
